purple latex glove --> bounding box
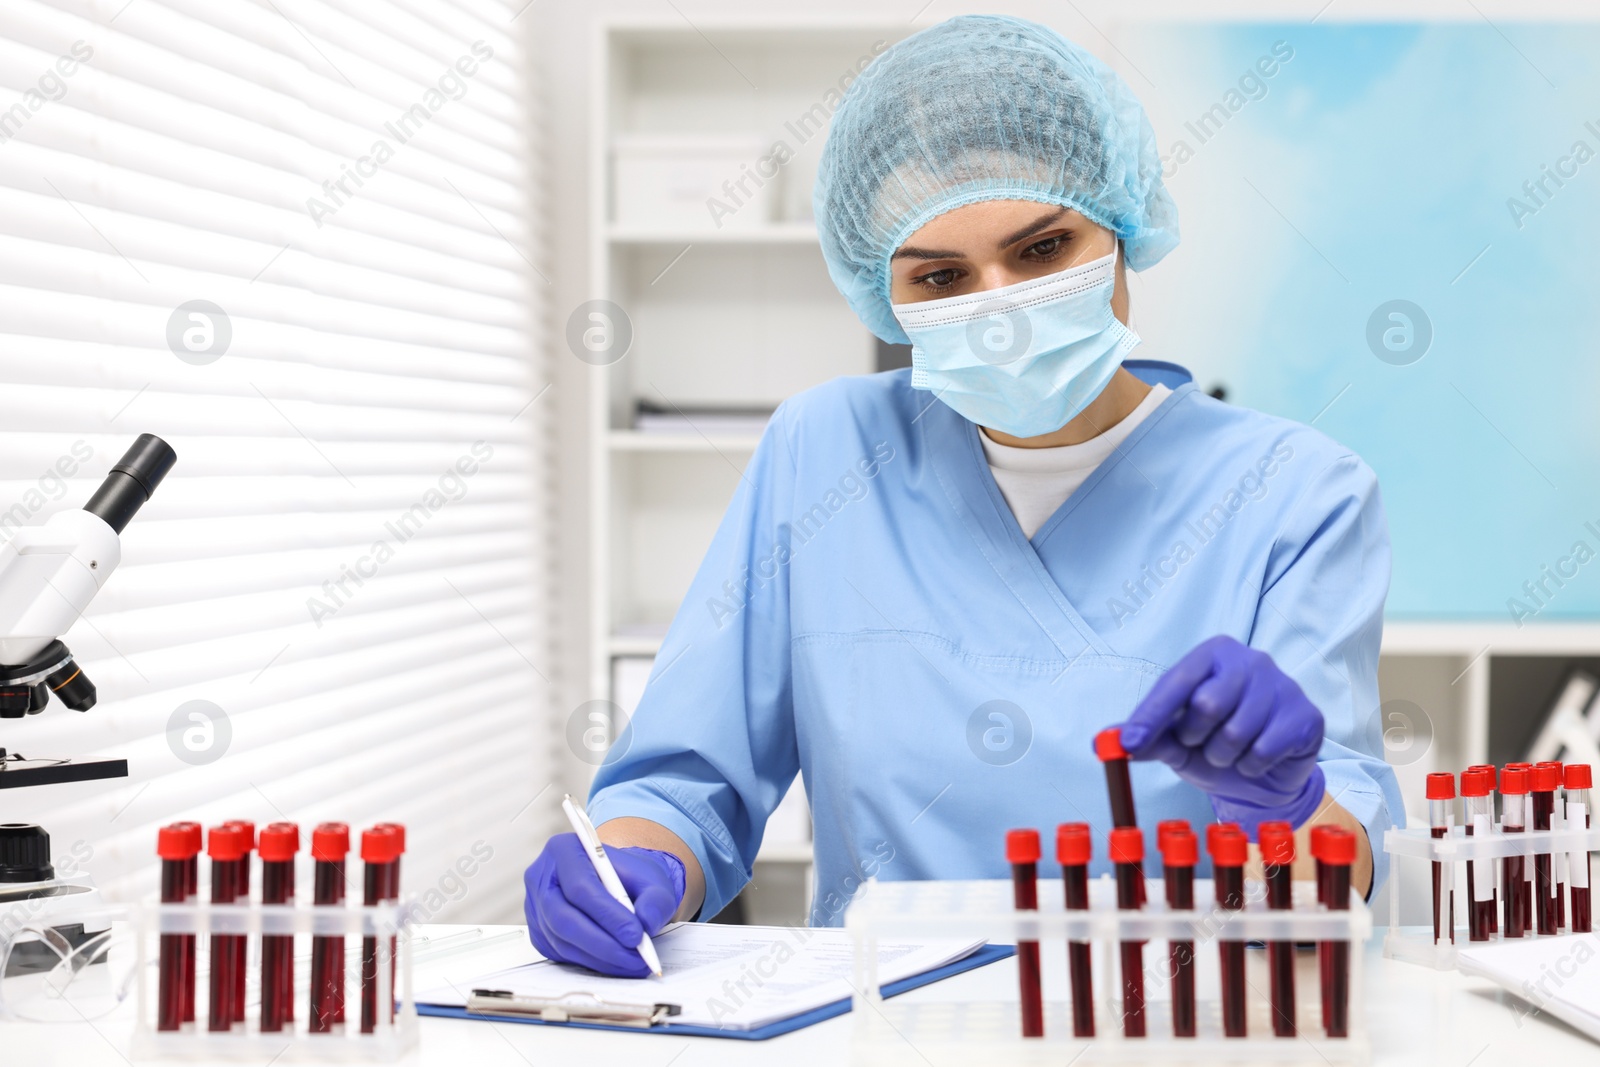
[1116,635,1326,838]
[523,834,686,977]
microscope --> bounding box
[0,434,176,973]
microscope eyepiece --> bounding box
[83,433,177,534]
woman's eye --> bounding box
[918,268,959,291]
[1025,236,1064,259]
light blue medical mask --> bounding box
[890,248,1141,438]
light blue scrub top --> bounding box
[589,362,1404,925]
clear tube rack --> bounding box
[846,877,1371,1066]
[1383,824,1600,970]
[130,899,417,1062]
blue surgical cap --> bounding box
[814,15,1180,345]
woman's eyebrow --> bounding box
[996,207,1070,249]
[891,207,1073,262]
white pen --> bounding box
[561,793,664,977]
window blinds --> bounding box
[0,0,550,922]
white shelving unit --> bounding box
[588,19,917,908]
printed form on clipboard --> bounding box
[414,921,996,1037]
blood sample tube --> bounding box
[263,822,300,1022]
[174,822,201,1023]
[360,826,400,1034]
[1532,762,1560,935]
[1566,764,1593,934]
[1426,773,1456,944]
[1320,828,1355,1038]
[1096,728,1138,829]
[207,824,245,1032]
[1555,766,1569,931]
[258,824,297,1032]
[1005,829,1044,1037]
[157,824,196,1032]
[1500,766,1529,938]
[1309,824,1333,1031]
[1461,768,1496,941]
[374,822,404,1018]
[1208,823,1248,1037]
[1506,762,1535,930]
[1466,765,1500,932]
[310,823,349,1033]
[1259,820,1297,1038]
[1057,822,1094,1038]
[221,820,254,1023]
[1160,823,1197,1038]
[1109,826,1146,1038]
[1096,729,1142,905]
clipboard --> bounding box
[416,942,1013,1040]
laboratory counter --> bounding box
[4,925,1593,1066]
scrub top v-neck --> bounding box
[589,363,1403,924]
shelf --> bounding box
[755,842,814,864]
[609,633,664,657]
[1380,620,1600,656]
[607,223,818,245]
[607,430,765,452]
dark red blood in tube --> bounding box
[310,823,350,1033]
[1006,829,1043,1038]
[360,827,401,1034]
[1462,769,1499,941]
[1567,765,1594,934]
[1160,824,1197,1038]
[1096,728,1138,829]
[1501,767,1530,939]
[157,825,198,1032]
[1320,828,1355,1038]
[1207,824,1248,1038]
[207,825,246,1032]
[1057,823,1094,1038]
[1109,826,1146,1038]
[1533,763,1560,935]
[1426,773,1456,946]
[221,821,254,1024]
[1260,821,1297,1038]
[258,824,299,1032]
[174,823,201,1023]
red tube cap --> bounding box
[1108,826,1144,866]
[158,823,199,861]
[1425,772,1456,800]
[258,823,300,863]
[1258,821,1295,866]
[1006,828,1041,865]
[207,824,245,862]
[263,821,300,854]
[1532,763,1560,793]
[1207,827,1247,867]
[1160,828,1198,867]
[361,826,401,865]
[1467,764,1497,790]
[1460,768,1491,797]
[312,822,351,862]
[223,820,255,851]
[1157,819,1190,847]
[372,822,406,853]
[1566,764,1593,791]
[1094,727,1126,762]
[1320,827,1356,866]
[1056,823,1091,866]
[1309,824,1335,859]
[1501,766,1530,795]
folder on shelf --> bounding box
[414,921,1007,1040]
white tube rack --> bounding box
[130,899,417,1062]
[1383,824,1600,970]
[846,877,1371,1066]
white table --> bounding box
[5,925,1595,1066]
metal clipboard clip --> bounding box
[466,989,682,1028]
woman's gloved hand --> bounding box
[523,834,686,976]
[1115,635,1326,838]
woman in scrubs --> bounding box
[525,15,1403,976]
